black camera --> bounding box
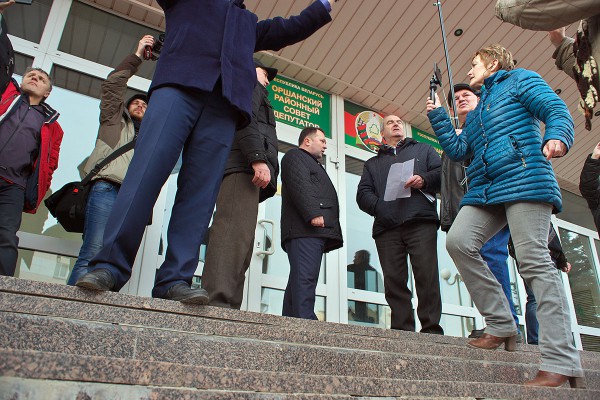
[143,33,165,61]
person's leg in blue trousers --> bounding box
[67,180,119,285]
[282,237,326,320]
[524,281,539,344]
[88,86,237,297]
[480,225,519,327]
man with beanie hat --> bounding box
[67,35,152,285]
[202,59,279,309]
[441,83,519,340]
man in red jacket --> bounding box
[0,1,64,276]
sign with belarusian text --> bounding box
[268,75,331,137]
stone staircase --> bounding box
[1,275,599,399]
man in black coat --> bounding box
[356,115,443,334]
[579,142,600,233]
[202,59,279,309]
[280,127,343,319]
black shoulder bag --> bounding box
[45,140,136,233]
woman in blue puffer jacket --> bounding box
[427,44,584,389]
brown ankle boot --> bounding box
[466,333,517,352]
[525,370,586,388]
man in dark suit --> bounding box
[76,0,334,303]
[280,127,343,320]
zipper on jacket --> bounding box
[0,101,30,157]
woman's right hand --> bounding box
[426,93,441,113]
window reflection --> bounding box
[438,230,472,307]
[347,250,382,292]
[59,1,160,80]
[261,287,325,321]
[559,228,600,328]
[344,162,384,294]
[3,0,52,43]
[16,249,75,284]
[348,300,390,328]
[14,53,33,76]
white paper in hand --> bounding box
[383,159,414,201]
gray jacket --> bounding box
[495,0,600,86]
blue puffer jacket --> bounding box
[428,68,574,213]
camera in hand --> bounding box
[429,63,442,105]
[143,33,165,61]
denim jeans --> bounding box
[480,225,519,327]
[67,180,119,285]
[524,281,539,345]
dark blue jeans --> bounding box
[480,225,519,327]
[0,180,24,276]
[283,237,326,320]
[524,282,539,344]
[67,180,119,285]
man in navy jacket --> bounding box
[356,115,443,334]
[77,0,334,303]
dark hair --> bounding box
[298,127,324,146]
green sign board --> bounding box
[411,126,442,156]
[268,75,331,137]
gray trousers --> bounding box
[447,203,583,377]
[202,172,260,309]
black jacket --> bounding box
[356,138,441,237]
[579,154,600,233]
[224,83,278,202]
[280,148,343,252]
[440,153,468,232]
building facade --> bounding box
[10,0,600,351]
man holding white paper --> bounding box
[356,115,443,334]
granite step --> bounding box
[2,277,599,365]
[2,312,599,390]
[2,276,599,399]
[1,280,599,371]
[1,349,598,399]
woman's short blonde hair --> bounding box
[473,44,515,72]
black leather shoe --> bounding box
[163,283,209,305]
[75,269,115,291]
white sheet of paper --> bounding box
[383,159,414,201]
